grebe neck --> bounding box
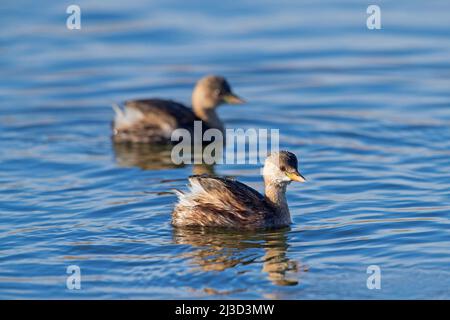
[193,107,224,132]
[264,181,291,224]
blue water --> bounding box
[1,0,450,299]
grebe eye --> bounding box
[280,166,286,172]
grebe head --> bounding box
[192,75,245,111]
[263,151,306,186]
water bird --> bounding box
[172,151,306,229]
[112,75,244,143]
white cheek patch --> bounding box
[262,161,276,177]
[263,161,288,183]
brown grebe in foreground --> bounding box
[172,151,306,229]
[112,75,244,143]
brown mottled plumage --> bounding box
[172,151,306,229]
[112,75,244,143]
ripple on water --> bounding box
[1,0,450,299]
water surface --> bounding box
[1,0,450,299]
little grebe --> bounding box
[172,151,306,229]
[112,75,244,143]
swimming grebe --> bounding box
[172,151,306,229]
[112,75,244,143]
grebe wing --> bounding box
[113,99,197,143]
[172,175,274,228]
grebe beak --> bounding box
[223,92,245,104]
[287,171,306,182]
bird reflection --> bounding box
[173,227,303,286]
[113,142,215,174]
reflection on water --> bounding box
[114,143,181,170]
[173,227,303,286]
[113,142,215,175]
[1,0,450,299]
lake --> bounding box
[1,0,450,299]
